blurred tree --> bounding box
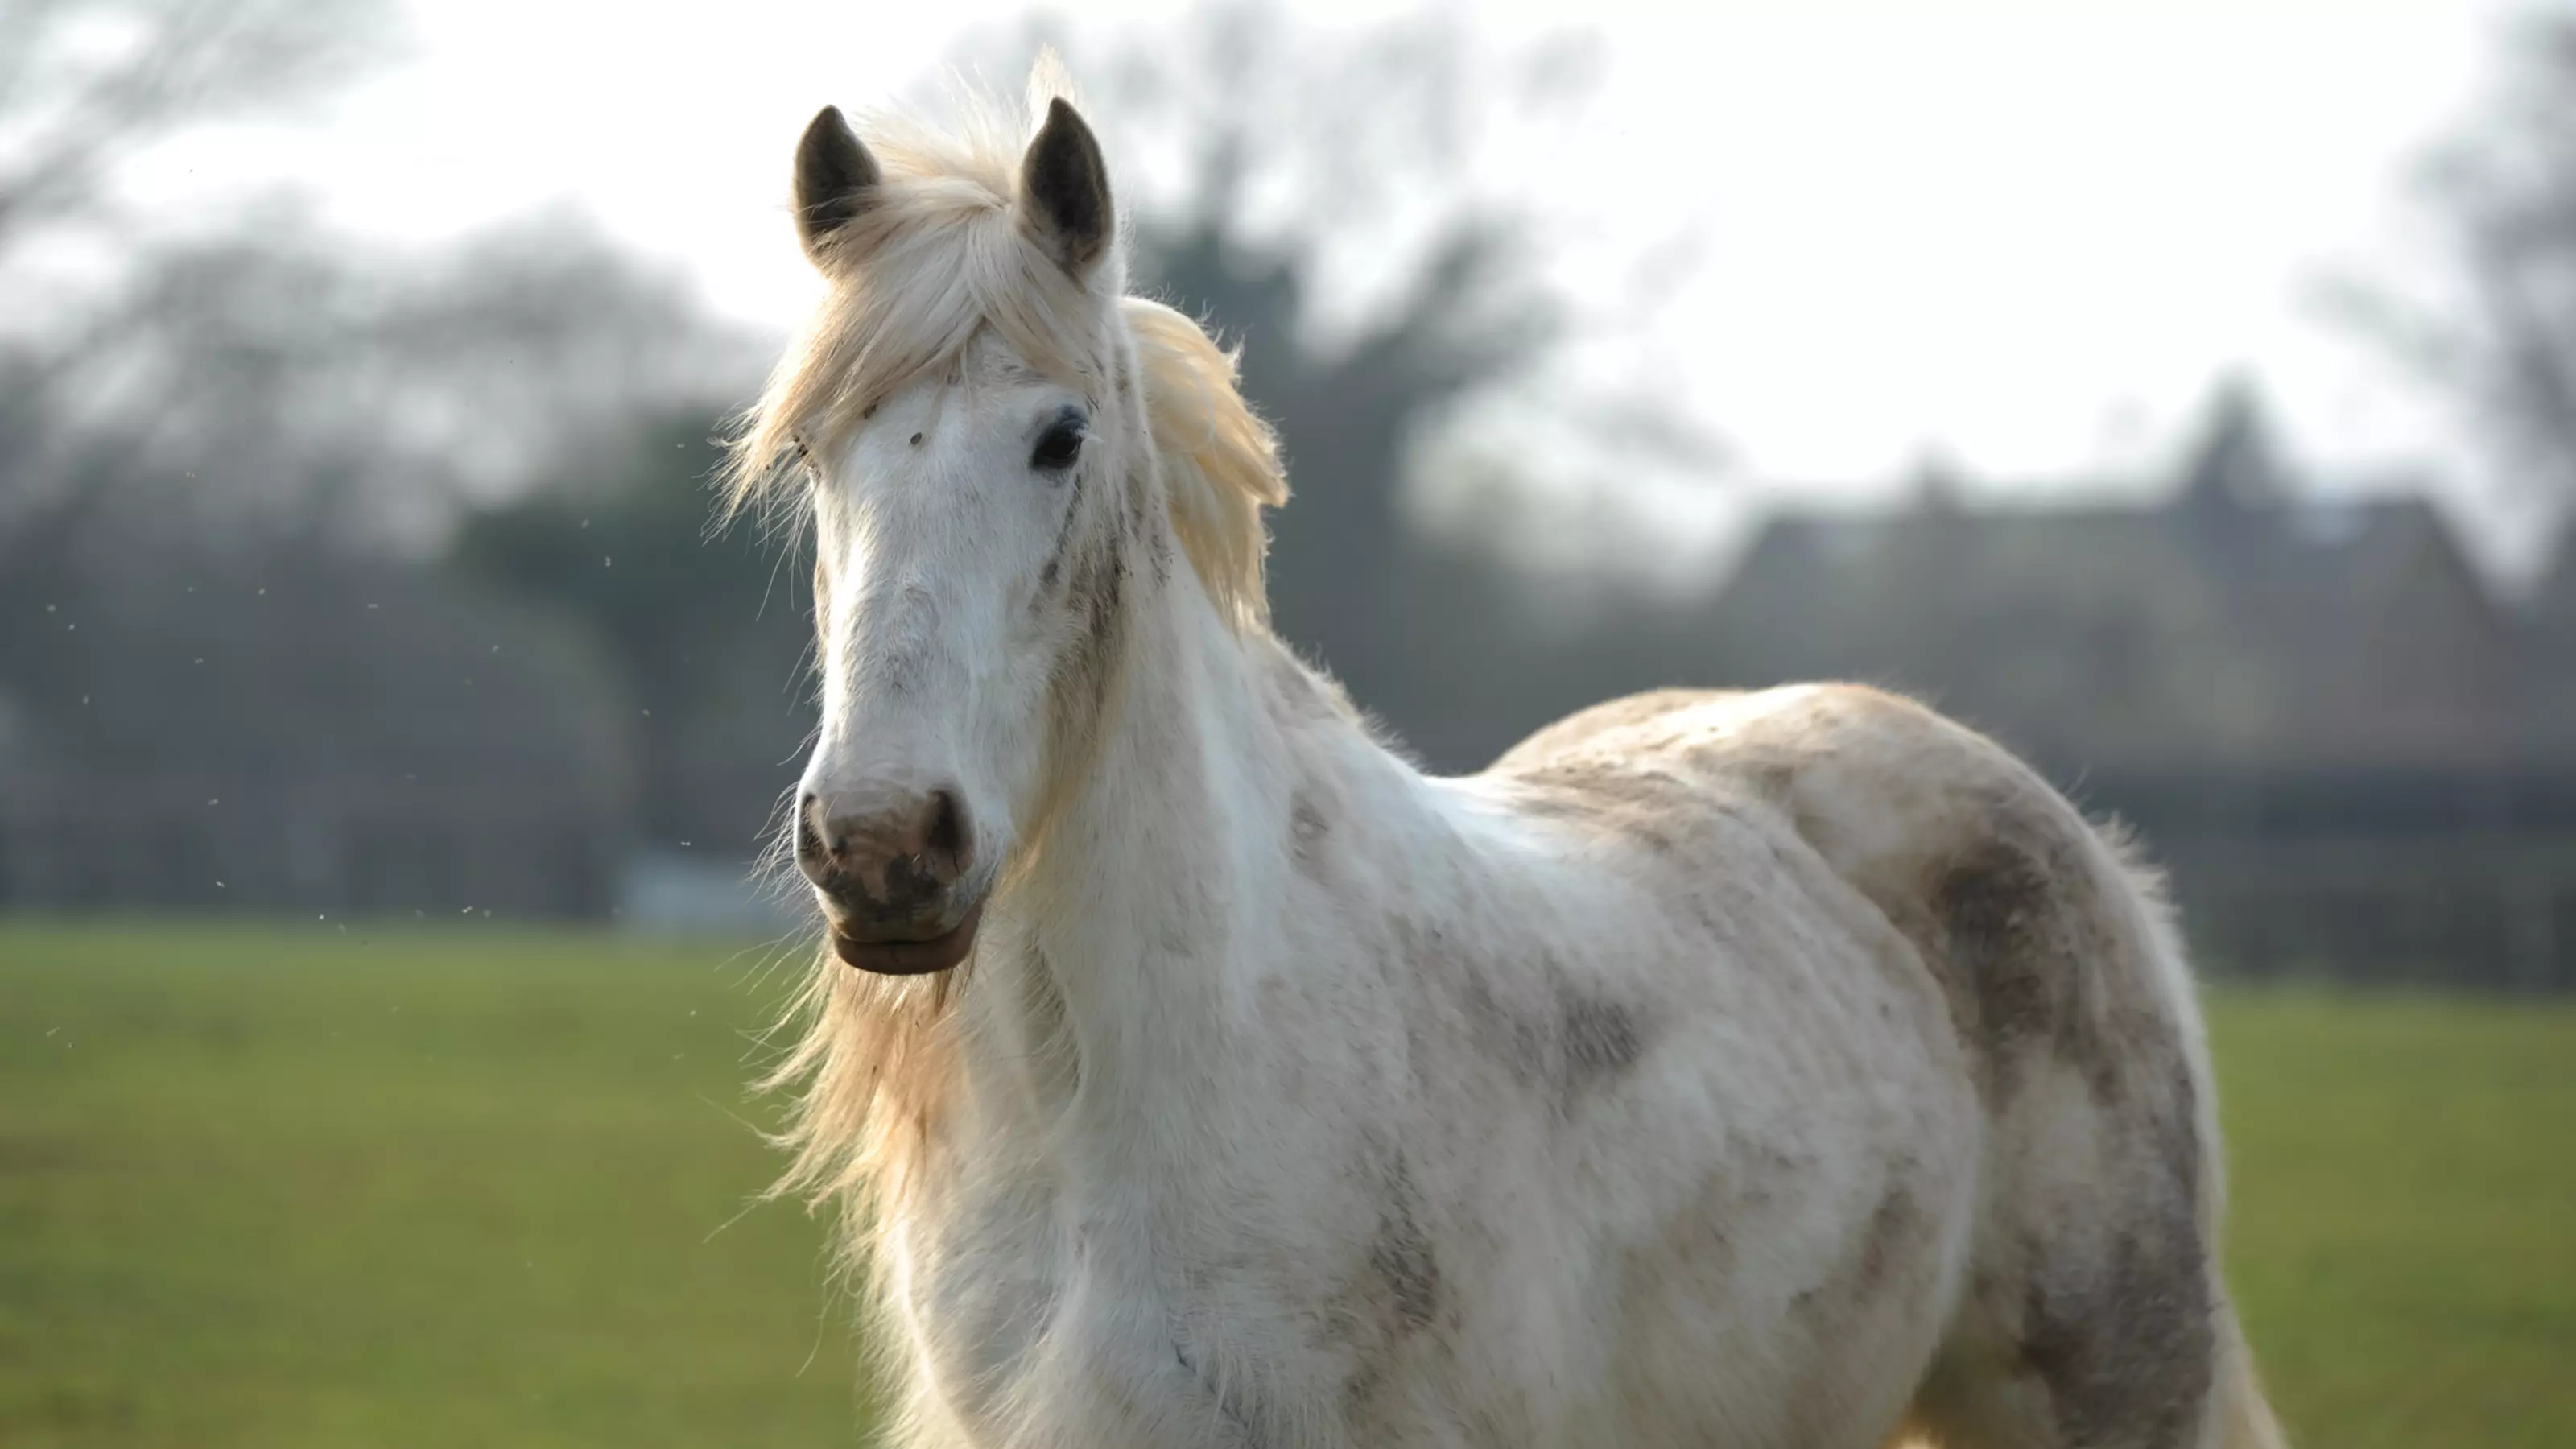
[0,0,390,543]
[0,0,756,554]
[2347,7,2576,525]
[977,4,1715,762]
[1146,210,1550,724]
[1115,7,1563,715]
[448,410,814,861]
[10,212,755,550]
[0,0,778,910]
[0,0,394,263]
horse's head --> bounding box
[737,85,1279,975]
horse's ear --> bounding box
[1018,97,1113,278]
[795,105,880,266]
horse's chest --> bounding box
[897,1143,1377,1446]
[897,1174,1073,1410]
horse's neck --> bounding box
[969,559,1306,1140]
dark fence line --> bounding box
[2076,765,2576,990]
[0,808,623,920]
[7,763,2576,989]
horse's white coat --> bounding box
[734,71,2289,1449]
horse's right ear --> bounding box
[795,105,880,266]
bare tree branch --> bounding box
[2357,6,2576,509]
[0,0,753,551]
[0,0,394,260]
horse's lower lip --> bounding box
[828,901,985,975]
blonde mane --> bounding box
[1124,297,1290,630]
[722,81,1287,630]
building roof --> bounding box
[1707,455,2537,772]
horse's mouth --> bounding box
[828,899,985,976]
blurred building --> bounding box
[7,374,2576,984]
[2530,534,2576,739]
[1708,394,2576,989]
[0,541,635,919]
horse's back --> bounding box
[1483,683,2256,1449]
[1492,680,2203,1125]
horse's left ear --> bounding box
[1019,97,1113,278]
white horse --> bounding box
[730,72,2289,1449]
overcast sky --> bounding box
[180,0,2542,573]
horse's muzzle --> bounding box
[799,785,983,972]
[827,898,985,975]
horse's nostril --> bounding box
[795,793,828,864]
[924,789,968,871]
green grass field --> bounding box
[4,921,2572,1447]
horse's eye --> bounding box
[1030,421,1084,473]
